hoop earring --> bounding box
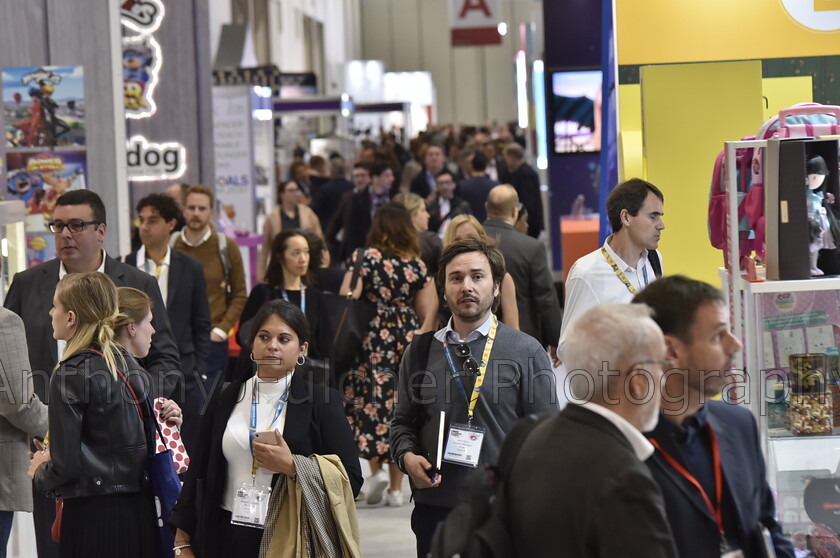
[296,355,306,366]
[249,352,256,362]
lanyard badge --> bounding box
[232,379,289,529]
[441,318,497,468]
[601,246,649,294]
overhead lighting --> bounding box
[497,22,507,36]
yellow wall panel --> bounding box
[616,0,840,65]
[762,76,814,121]
[640,61,764,284]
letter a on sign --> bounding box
[449,0,501,47]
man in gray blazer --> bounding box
[3,189,179,558]
[483,185,562,362]
[0,304,48,556]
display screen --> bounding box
[551,69,602,154]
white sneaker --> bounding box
[386,489,403,507]
[364,470,388,505]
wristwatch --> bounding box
[173,544,191,556]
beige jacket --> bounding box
[259,205,324,281]
[262,454,360,558]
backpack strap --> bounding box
[347,248,366,295]
[647,249,662,279]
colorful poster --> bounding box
[5,151,87,220]
[2,65,86,149]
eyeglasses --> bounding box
[437,179,455,186]
[49,220,102,233]
[285,187,301,194]
[453,343,480,376]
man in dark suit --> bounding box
[311,155,353,231]
[507,303,678,557]
[325,162,371,263]
[503,142,544,238]
[335,162,394,264]
[633,276,795,558]
[426,169,471,235]
[410,143,447,201]
[483,185,562,362]
[458,151,498,223]
[4,189,180,558]
[123,193,211,453]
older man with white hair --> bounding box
[506,303,678,557]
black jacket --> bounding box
[169,372,362,558]
[34,349,149,500]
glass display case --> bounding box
[722,139,840,554]
[0,200,27,302]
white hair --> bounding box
[564,303,664,402]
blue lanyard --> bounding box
[280,286,306,314]
[642,265,649,287]
[249,379,289,475]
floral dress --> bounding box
[344,247,428,461]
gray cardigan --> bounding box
[390,322,559,509]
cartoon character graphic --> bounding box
[121,36,160,117]
[11,87,45,147]
[38,80,71,146]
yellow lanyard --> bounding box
[601,247,638,295]
[467,317,498,422]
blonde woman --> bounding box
[28,272,156,558]
[393,192,443,277]
[443,214,520,330]
[115,287,183,428]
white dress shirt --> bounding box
[558,237,661,360]
[135,245,171,307]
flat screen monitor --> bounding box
[550,68,602,154]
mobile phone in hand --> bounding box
[254,430,279,445]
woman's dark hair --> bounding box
[366,202,420,259]
[266,229,312,286]
[300,230,325,272]
[247,299,310,348]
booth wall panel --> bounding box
[640,61,763,285]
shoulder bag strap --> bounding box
[348,248,365,295]
[647,249,662,278]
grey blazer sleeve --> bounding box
[0,308,48,437]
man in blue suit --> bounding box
[123,193,211,454]
[634,276,795,558]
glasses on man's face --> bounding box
[437,179,455,187]
[453,343,480,376]
[285,187,301,194]
[49,220,101,234]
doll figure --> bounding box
[806,154,832,276]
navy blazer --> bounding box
[169,372,362,558]
[3,255,180,400]
[646,401,795,558]
[123,249,211,376]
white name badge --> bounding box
[231,482,272,528]
[442,423,486,468]
[721,551,744,558]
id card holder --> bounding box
[442,422,485,468]
[720,538,744,558]
[231,482,272,528]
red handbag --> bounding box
[51,498,63,542]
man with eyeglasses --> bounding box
[390,237,558,558]
[3,189,179,558]
[506,303,677,557]
[633,276,795,558]
[427,169,471,236]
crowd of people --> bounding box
[0,124,800,558]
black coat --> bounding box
[169,372,363,558]
[646,402,795,558]
[508,162,544,237]
[483,219,562,346]
[122,249,211,378]
[507,404,678,557]
[4,255,181,400]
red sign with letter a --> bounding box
[449,0,502,47]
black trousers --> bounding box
[411,502,452,558]
[33,486,59,558]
